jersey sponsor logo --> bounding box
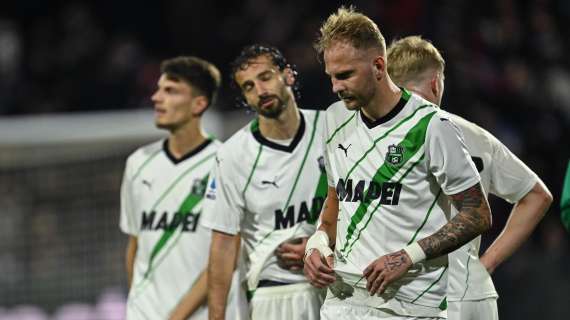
[337,143,351,157]
[205,178,216,199]
[386,144,405,166]
[317,156,326,174]
[336,178,402,205]
[274,196,324,230]
[140,210,200,232]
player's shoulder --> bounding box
[216,120,256,160]
[443,112,497,145]
[126,139,163,165]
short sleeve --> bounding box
[426,114,481,195]
[119,157,138,236]
[200,153,244,235]
[487,133,538,203]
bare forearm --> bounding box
[126,236,137,288]
[418,184,492,259]
[317,187,339,246]
[169,270,208,320]
[481,182,552,271]
[208,231,238,320]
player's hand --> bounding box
[363,249,412,296]
[303,249,335,288]
[275,237,308,271]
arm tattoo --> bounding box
[418,184,491,259]
[383,251,409,271]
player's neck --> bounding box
[167,121,207,159]
[361,79,402,121]
[258,100,300,140]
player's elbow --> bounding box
[534,181,553,215]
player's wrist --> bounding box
[304,230,333,261]
[403,242,426,264]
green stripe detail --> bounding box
[439,297,448,310]
[325,113,356,144]
[411,266,448,303]
[309,171,328,224]
[256,111,321,245]
[343,154,425,257]
[250,118,260,132]
[132,148,162,181]
[242,143,263,201]
[407,188,442,245]
[343,105,432,181]
[460,254,472,300]
[144,173,210,278]
[401,87,412,101]
[341,111,436,254]
[141,152,215,279]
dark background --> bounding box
[0,0,569,319]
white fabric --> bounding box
[321,284,445,319]
[323,90,480,314]
[447,298,498,320]
[445,113,539,302]
[120,139,243,319]
[305,230,333,259]
[201,109,327,290]
[250,283,325,320]
[403,242,426,264]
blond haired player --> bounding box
[304,7,493,319]
[386,35,552,320]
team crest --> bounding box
[386,144,405,166]
[191,178,208,197]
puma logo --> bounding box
[338,143,351,157]
[142,179,152,189]
[261,179,279,188]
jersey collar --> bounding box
[360,88,411,129]
[163,138,213,165]
[251,112,306,153]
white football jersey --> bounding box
[120,138,218,320]
[324,89,480,313]
[201,109,327,292]
[445,113,538,302]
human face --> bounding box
[151,74,196,131]
[234,55,292,119]
[324,41,379,110]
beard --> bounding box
[255,94,288,119]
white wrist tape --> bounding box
[305,230,333,260]
[403,242,427,264]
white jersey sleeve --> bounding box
[120,154,138,236]
[201,152,244,235]
[425,113,481,195]
[487,132,538,202]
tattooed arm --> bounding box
[418,183,492,258]
[364,183,492,295]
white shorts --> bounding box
[321,301,441,320]
[250,282,325,320]
[447,298,498,320]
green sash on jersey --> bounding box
[143,173,210,279]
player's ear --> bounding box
[373,56,385,80]
[283,66,296,86]
[430,72,441,99]
[191,95,209,116]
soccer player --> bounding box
[202,44,326,320]
[120,56,232,320]
[562,160,570,233]
[304,7,492,319]
[386,35,553,319]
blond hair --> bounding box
[387,36,445,86]
[315,6,386,56]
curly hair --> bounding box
[229,44,301,109]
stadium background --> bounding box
[1,0,569,319]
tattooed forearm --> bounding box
[418,184,491,259]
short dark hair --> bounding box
[160,56,221,107]
[229,44,301,108]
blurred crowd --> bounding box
[1,0,569,318]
